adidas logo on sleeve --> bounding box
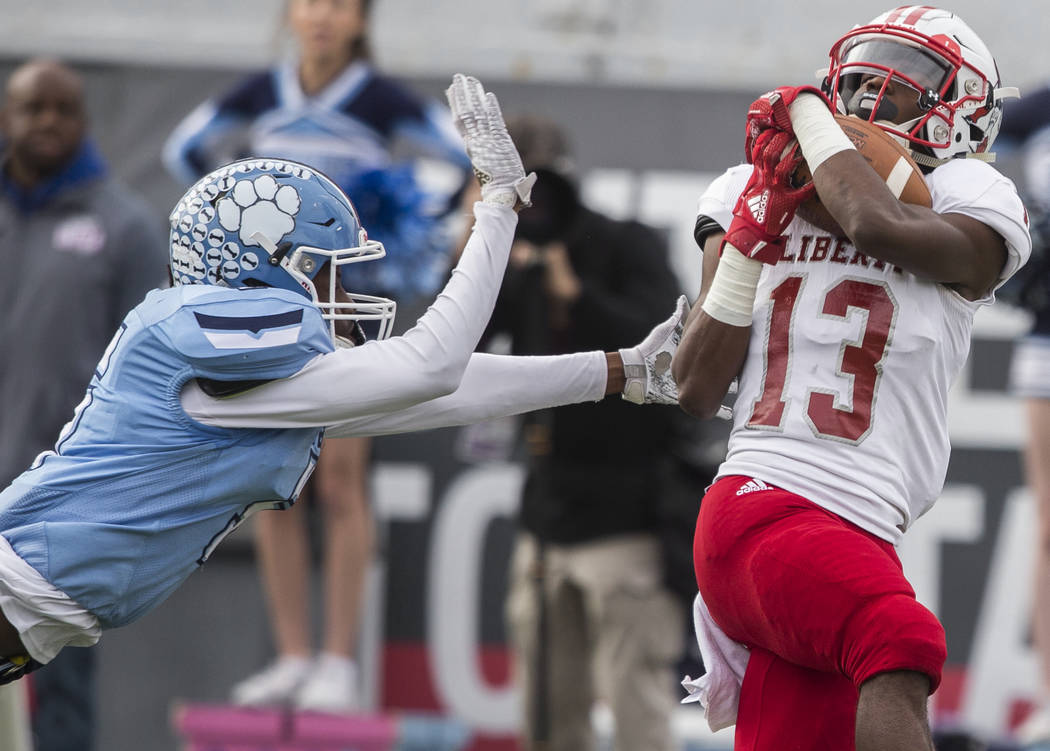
[735,478,772,496]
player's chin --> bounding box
[333,319,367,347]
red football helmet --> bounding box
[822,6,1018,167]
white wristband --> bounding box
[789,94,855,174]
[700,245,762,327]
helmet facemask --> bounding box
[823,9,1018,168]
[829,31,967,162]
[250,227,396,348]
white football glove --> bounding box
[620,295,689,405]
[445,74,536,208]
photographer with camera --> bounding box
[472,115,686,751]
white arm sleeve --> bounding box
[326,351,607,437]
[181,202,519,426]
[182,350,607,434]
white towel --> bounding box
[681,591,750,732]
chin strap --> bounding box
[908,150,998,170]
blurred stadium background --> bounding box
[0,1,1046,749]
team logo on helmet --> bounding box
[169,160,309,287]
[216,174,302,251]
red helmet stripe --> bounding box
[884,6,909,24]
[901,5,936,26]
[885,5,936,26]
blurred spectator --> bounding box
[0,58,165,751]
[162,0,469,712]
[481,115,687,751]
[1002,85,1050,748]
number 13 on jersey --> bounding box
[747,274,898,444]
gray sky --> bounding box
[0,1,1044,91]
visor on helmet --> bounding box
[836,39,953,121]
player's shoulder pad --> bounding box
[699,164,754,209]
[722,163,756,196]
[927,158,1032,280]
[697,164,754,233]
[141,286,333,380]
[927,158,1021,214]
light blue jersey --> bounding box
[0,285,333,629]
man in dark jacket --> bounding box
[0,58,165,751]
[492,116,686,751]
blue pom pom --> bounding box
[340,164,451,302]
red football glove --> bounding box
[745,85,831,164]
[723,128,815,264]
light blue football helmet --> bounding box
[169,158,397,343]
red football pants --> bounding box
[693,476,946,750]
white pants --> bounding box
[0,534,99,663]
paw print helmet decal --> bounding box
[169,158,397,344]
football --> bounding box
[794,114,932,235]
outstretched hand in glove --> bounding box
[445,74,537,208]
[619,295,689,405]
